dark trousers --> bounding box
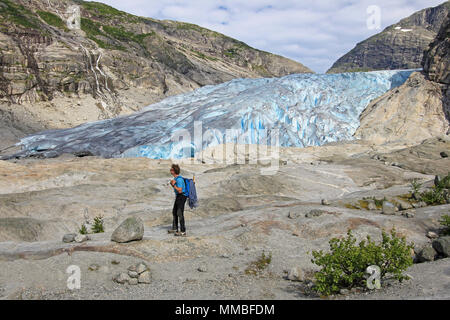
[172,194,187,232]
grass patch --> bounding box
[91,216,105,234]
[79,224,88,235]
[440,215,450,236]
[245,252,272,275]
[81,1,126,17]
[37,10,68,31]
[0,0,40,29]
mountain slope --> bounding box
[0,0,312,150]
[354,13,450,144]
[327,1,449,73]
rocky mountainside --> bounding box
[0,0,311,150]
[354,13,450,145]
[327,1,449,73]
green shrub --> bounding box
[311,230,413,296]
[79,224,88,235]
[436,173,450,190]
[440,215,450,235]
[420,187,446,205]
[410,179,422,195]
[92,216,105,234]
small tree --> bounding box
[92,216,105,233]
[311,230,413,296]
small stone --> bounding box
[197,266,207,273]
[74,234,88,243]
[427,231,439,239]
[129,278,138,285]
[241,223,247,227]
[128,271,139,278]
[287,267,304,282]
[382,201,396,215]
[288,211,298,219]
[136,263,148,274]
[397,200,413,211]
[440,151,449,158]
[111,260,120,265]
[339,289,350,295]
[417,245,437,262]
[114,272,131,284]
[403,210,415,218]
[432,236,450,257]
[367,201,377,211]
[138,271,151,284]
[62,233,77,243]
[88,264,100,271]
[127,265,137,272]
[321,199,330,206]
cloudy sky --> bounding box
[89,0,445,73]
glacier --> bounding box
[7,70,415,160]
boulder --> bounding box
[417,245,437,262]
[111,217,144,243]
[62,233,77,243]
[397,200,413,211]
[432,237,450,257]
[138,271,151,284]
[321,199,330,206]
[128,271,139,278]
[440,151,449,158]
[427,231,439,239]
[382,201,396,215]
[287,267,305,282]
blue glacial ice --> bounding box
[10,70,415,160]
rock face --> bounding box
[354,72,449,144]
[111,217,144,243]
[328,2,449,73]
[433,237,450,257]
[0,0,311,150]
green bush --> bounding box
[420,187,446,205]
[410,179,422,194]
[92,216,105,234]
[440,215,450,235]
[79,224,88,235]
[311,230,414,296]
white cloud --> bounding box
[87,0,446,73]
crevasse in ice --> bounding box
[11,70,414,159]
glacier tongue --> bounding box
[12,70,414,160]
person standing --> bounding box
[169,164,188,237]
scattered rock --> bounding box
[128,271,139,278]
[382,201,396,215]
[62,233,77,243]
[111,217,144,243]
[339,289,350,295]
[434,175,442,187]
[397,200,413,211]
[138,271,151,284]
[432,237,450,257]
[417,245,437,262]
[367,200,377,211]
[136,263,148,274]
[74,234,88,243]
[114,273,131,284]
[128,265,137,272]
[111,260,120,265]
[321,199,330,206]
[287,267,305,282]
[402,210,415,218]
[305,209,324,218]
[129,278,139,285]
[88,264,100,271]
[427,231,439,239]
[197,266,208,273]
[287,211,298,219]
[440,151,449,158]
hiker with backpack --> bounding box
[169,164,198,237]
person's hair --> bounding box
[171,164,181,175]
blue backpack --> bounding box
[182,177,198,209]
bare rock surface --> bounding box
[0,138,449,299]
